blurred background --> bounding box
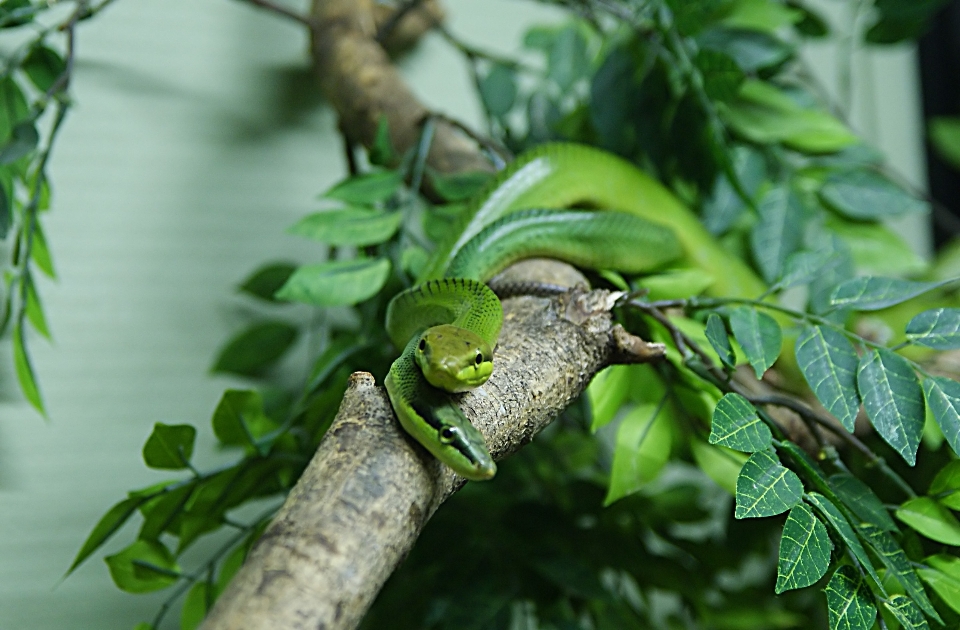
[0,0,948,627]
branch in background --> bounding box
[233,0,315,27]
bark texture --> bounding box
[201,289,664,630]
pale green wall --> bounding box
[0,1,927,628]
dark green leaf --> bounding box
[824,566,877,630]
[858,348,925,465]
[0,76,28,142]
[728,306,781,378]
[907,308,960,350]
[705,313,736,368]
[827,473,899,533]
[750,186,803,283]
[13,322,44,415]
[930,116,960,171]
[820,169,928,220]
[547,25,589,90]
[211,389,276,449]
[67,496,148,575]
[0,120,37,164]
[830,276,950,311]
[896,496,960,545]
[137,484,192,541]
[790,1,829,37]
[709,392,771,452]
[211,321,298,377]
[322,170,402,204]
[806,492,882,587]
[735,450,803,519]
[430,171,492,202]
[666,0,734,35]
[104,540,180,593]
[699,27,793,72]
[604,403,673,505]
[775,503,832,593]
[702,145,766,235]
[883,595,930,630]
[238,262,296,302]
[866,0,950,44]
[22,45,65,93]
[289,207,402,247]
[859,523,941,622]
[775,250,841,291]
[369,115,394,166]
[795,326,860,432]
[275,258,391,307]
[0,0,34,28]
[181,581,210,630]
[142,423,196,470]
[922,377,960,459]
[0,168,9,238]
[809,234,855,315]
[695,49,744,102]
[930,460,960,510]
[917,554,960,615]
[479,64,517,118]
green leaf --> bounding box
[22,45,65,93]
[0,76,28,143]
[735,450,803,519]
[547,24,590,91]
[634,269,715,300]
[728,306,781,378]
[929,116,960,171]
[858,348,925,466]
[775,503,832,593]
[322,170,402,204]
[691,439,749,495]
[67,496,148,575]
[705,313,736,368]
[825,566,877,630]
[211,321,298,377]
[142,423,196,470]
[859,523,941,622]
[30,220,55,278]
[211,389,276,449]
[806,492,882,587]
[830,276,950,311]
[907,308,960,350]
[0,0,34,29]
[896,496,960,545]
[238,262,296,302]
[702,145,766,235]
[921,377,960,460]
[827,219,927,277]
[604,403,673,505]
[709,393,771,452]
[369,115,394,167]
[917,554,960,615]
[13,322,44,415]
[883,595,930,630]
[750,186,803,283]
[0,120,37,164]
[479,63,517,118]
[105,540,180,593]
[137,484,192,541]
[695,49,744,102]
[181,581,210,630]
[275,258,390,307]
[930,460,960,510]
[289,207,402,247]
[775,250,841,291]
[430,171,492,203]
[723,0,802,31]
[828,473,899,532]
[820,169,928,220]
[587,364,631,431]
[699,27,792,73]
[25,278,49,339]
[794,326,860,432]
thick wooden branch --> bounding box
[201,287,665,630]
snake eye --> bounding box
[475,353,483,365]
[439,426,457,444]
[418,338,426,351]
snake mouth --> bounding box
[468,458,497,481]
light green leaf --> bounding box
[709,393,771,452]
[635,268,715,300]
[820,169,928,220]
[480,64,517,118]
[775,503,833,593]
[859,523,941,622]
[30,220,55,278]
[142,423,196,470]
[723,0,802,31]
[907,308,960,350]
[431,171,493,203]
[750,186,803,283]
[858,348,925,465]
[587,365,632,431]
[705,313,736,368]
[828,473,899,532]
[806,492,883,588]
[604,403,673,505]
[917,554,960,615]
[830,276,951,312]
[896,496,960,545]
[827,219,927,277]
[323,170,403,204]
[930,460,960,510]
[181,581,210,630]
[883,595,930,630]
[25,279,50,339]
[67,496,150,575]
[105,540,180,594]
[288,207,402,247]
[728,306,781,379]
[825,566,877,630]
[735,450,803,519]
[547,24,590,91]
[690,439,749,495]
[929,116,960,171]
[922,377,960,459]
[12,322,44,415]
[211,321,298,377]
[775,250,841,291]
[275,258,391,307]
[238,262,296,302]
[211,389,276,449]
[795,326,860,432]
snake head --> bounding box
[414,324,494,393]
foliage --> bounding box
[65,0,960,629]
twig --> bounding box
[375,0,424,43]
[233,0,315,27]
[428,112,512,168]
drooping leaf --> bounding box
[587,364,632,431]
[820,169,928,220]
[858,348,925,465]
[322,170,403,204]
[275,258,391,307]
[695,48,744,102]
[369,115,394,167]
[22,45,65,93]
[0,120,37,164]
[142,423,197,470]
[917,554,960,615]
[929,460,960,510]
[211,389,276,449]
[67,496,151,575]
[25,278,49,339]
[830,276,951,312]
[895,496,960,545]
[709,393,771,452]
[211,321,298,377]
[883,595,930,630]
[827,218,926,277]
[12,322,44,415]
[30,220,55,278]
[702,144,766,235]
[806,492,882,587]
[775,503,833,593]
[728,306,781,378]
[723,0,802,31]
[705,313,736,368]
[104,540,180,593]
[288,208,402,247]
[180,581,210,630]
[794,326,860,432]
[827,473,899,533]
[604,403,674,505]
[907,308,960,350]
[775,250,841,292]
[699,27,793,73]
[735,450,803,519]
[859,523,941,622]
[922,377,960,458]
[824,566,877,630]
[690,439,749,495]
[238,262,296,302]
[635,269,715,301]
[137,483,192,541]
[547,24,590,90]
[750,186,803,283]
[479,64,517,118]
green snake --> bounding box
[385,143,768,480]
